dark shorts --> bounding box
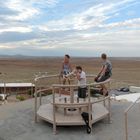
[78,87,87,98]
[96,74,111,82]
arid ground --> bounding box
[0,57,140,140]
[0,57,140,86]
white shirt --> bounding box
[78,71,86,88]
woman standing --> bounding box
[60,54,72,84]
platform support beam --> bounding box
[107,96,111,123]
[88,85,92,132]
[53,87,57,134]
[70,87,74,103]
[39,92,42,106]
[34,87,38,123]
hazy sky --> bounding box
[0,0,140,57]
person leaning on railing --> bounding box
[94,53,112,96]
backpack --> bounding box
[81,112,92,134]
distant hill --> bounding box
[0,54,140,60]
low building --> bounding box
[0,83,35,95]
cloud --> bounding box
[0,31,39,43]
[0,45,13,49]
[29,0,59,7]
[0,0,140,56]
[100,18,140,29]
[39,0,139,31]
[39,3,110,31]
[0,26,32,33]
[0,0,59,22]
[5,0,39,21]
[0,5,17,15]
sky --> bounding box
[0,0,140,57]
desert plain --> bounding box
[0,57,140,86]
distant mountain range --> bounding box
[0,54,63,59]
[0,54,140,60]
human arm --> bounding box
[98,65,107,80]
[76,72,81,81]
[65,69,76,78]
[97,66,104,77]
[69,63,72,72]
[76,71,86,81]
[60,62,64,75]
[95,64,107,82]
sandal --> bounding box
[104,91,108,96]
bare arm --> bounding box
[99,65,107,77]
[69,63,72,72]
[97,66,104,77]
[60,62,64,75]
[76,72,81,81]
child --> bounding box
[75,66,87,98]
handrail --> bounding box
[53,103,89,108]
[52,79,111,88]
[34,74,111,126]
[36,88,53,94]
[124,97,140,114]
[124,96,140,140]
[34,74,60,81]
[52,96,110,106]
[91,96,110,104]
[35,87,110,105]
[34,74,96,82]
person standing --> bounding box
[60,54,72,84]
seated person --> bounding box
[60,54,72,85]
[75,66,87,98]
[95,53,112,96]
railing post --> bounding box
[125,112,128,140]
[88,85,92,132]
[103,98,106,107]
[70,87,74,103]
[108,96,111,123]
[34,87,38,123]
[124,97,140,140]
[4,82,6,95]
[53,87,56,134]
[58,75,61,84]
[39,92,42,106]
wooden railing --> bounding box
[34,74,111,134]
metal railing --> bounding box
[124,96,140,140]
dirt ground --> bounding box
[0,57,140,86]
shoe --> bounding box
[104,91,108,96]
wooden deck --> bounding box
[37,102,109,126]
